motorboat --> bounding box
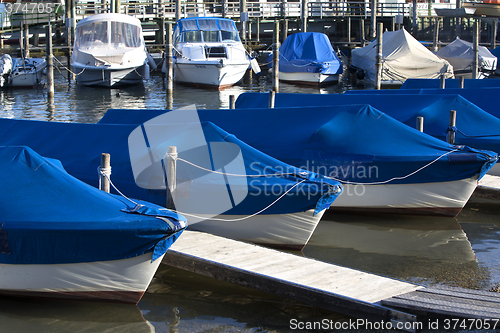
[350,28,454,86]
[436,37,497,79]
[0,114,342,251]
[167,17,255,89]
[0,54,46,88]
[71,13,153,87]
[0,145,186,304]
[268,32,343,86]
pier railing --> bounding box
[0,0,457,30]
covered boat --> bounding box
[0,146,186,304]
[167,17,254,89]
[268,32,343,85]
[71,13,152,87]
[351,28,454,86]
[236,92,500,175]
[99,105,498,217]
[0,116,341,251]
[436,37,497,78]
[0,54,46,88]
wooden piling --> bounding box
[459,76,465,89]
[99,153,111,193]
[71,0,76,43]
[24,22,29,58]
[282,19,288,44]
[447,110,456,145]
[269,91,275,108]
[433,18,440,52]
[347,17,351,43]
[360,19,365,47]
[301,0,308,32]
[46,23,54,99]
[256,18,260,43]
[370,0,377,39]
[166,22,173,93]
[492,19,498,49]
[272,21,279,93]
[472,20,479,80]
[416,117,424,132]
[229,95,236,109]
[374,22,383,90]
[440,75,445,89]
[166,146,177,210]
[175,0,181,22]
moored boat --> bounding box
[0,145,186,304]
[0,54,46,88]
[0,115,342,251]
[267,32,343,86]
[167,17,253,89]
[71,13,152,87]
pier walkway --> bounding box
[162,230,500,328]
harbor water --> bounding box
[0,68,499,332]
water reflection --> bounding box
[0,297,154,333]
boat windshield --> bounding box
[75,20,142,48]
[175,19,241,43]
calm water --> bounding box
[1,67,499,332]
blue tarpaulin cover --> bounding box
[346,87,500,119]
[267,32,343,75]
[234,92,500,156]
[98,106,498,185]
[401,78,500,89]
[0,119,341,217]
[0,146,186,265]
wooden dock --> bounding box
[162,230,500,328]
[475,174,500,201]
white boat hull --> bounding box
[174,62,248,89]
[330,177,479,216]
[74,64,146,87]
[0,252,164,304]
[278,71,340,86]
[184,208,325,251]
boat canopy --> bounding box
[99,105,498,185]
[0,118,341,217]
[351,28,454,83]
[401,78,500,89]
[269,32,343,75]
[234,92,500,157]
[174,17,240,44]
[0,146,185,265]
[436,37,497,73]
[74,13,144,49]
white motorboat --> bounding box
[167,17,254,89]
[71,13,153,87]
[0,54,46,88]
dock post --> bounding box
[370,0,377,39]
[175,0,181,22]
[272,21,280,93]
[282,19,288,44]
[459,76,465,88]
[472,20,479,80]
[46,23,54,100]
[492,19,498,49]
[256,18,260,43]
[360,19,365,47]
[347,17,351,44]
[24,22,30,58]
[71,0,76,43]
[159,18,166,46]
[99,153,111,193]
[166,22,174,109]
[166,146,177,210]
[301,0,308,32]
[269,91,275,108]
[229,95,236,109]
[416,117,424,132]
[374,22,383,90]
[440,74,445,89]
[447,110,457,145]
[0,34,3,49]
[432,18,440,52]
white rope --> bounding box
[163,179,308,222]
[52,56,86,76]
[332,149,460,185]
[97,166,139,206]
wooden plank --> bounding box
[475,175,500,200]
[419,286,500,304]
[163,230,420,322]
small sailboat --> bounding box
[71,13,154,87]
[167,17,256,89]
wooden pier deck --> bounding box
[162,230,500,327]
[475,174,500,201]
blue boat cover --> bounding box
[98,106,498,185]
[0,146,186,265]
[267,32,343,75]
[234,92,500,156]
[0,119,341,218]
[401,78,500,89]
[346,87,500,119]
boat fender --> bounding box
[250,58,261,75]
[147,53,157,71]
[0,54,13,76]
[144,63,150,80]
